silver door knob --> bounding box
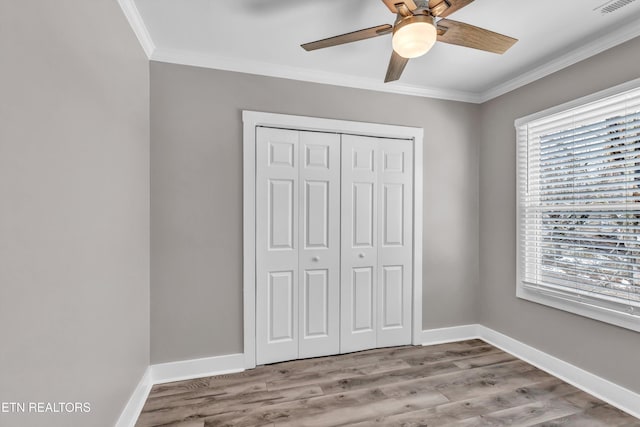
[312,256,320,262]
[358,253,365,258]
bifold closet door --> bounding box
[377,138,413,347]
[341,135,378,353]
[256,127,300,365]
[298,131,340,359]
[341,135,414,353]
[256,127,340,365]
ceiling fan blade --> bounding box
[385,50,409,83]
[301,25,393,51]
[429,0,474,17]
[437,19,517,54]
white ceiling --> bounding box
[130,0,640,102]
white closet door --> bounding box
[298,131,341,358]
[341,135,378,353]
[257,127,414,363]
[377,139,413,347]
[256,127,299,365]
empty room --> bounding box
[2,0,640,426]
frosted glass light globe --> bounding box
[392,15,437,59]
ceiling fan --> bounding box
[301,0,517,83]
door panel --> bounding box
[305,144,329,169]
[298,131,340,359]
[341,135,378,353]
[382,265,403,328]
[257,128,300,364]
[377,139,413,347]
[384,150,405,173]
[352,267,374,331]
[269,179,295,249]
[352,183,375,247]
[269,141,295,167]
[382,183,404,247]
[303,269,328,337]
[268,271,295,341]
[304,181,329,249]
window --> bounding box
[516,80,640,331]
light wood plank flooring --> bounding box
[136,340,640,427]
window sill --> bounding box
[516,285,640,333]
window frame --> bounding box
[515,77,640,332]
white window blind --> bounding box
[517,84,640,322]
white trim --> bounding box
[116,356,244,425]
[478,326,640,420]
[243,113,257,370]
[418,324,640,419]
[118,325,640,425]
[420,324,481,346]
[480,18,640,103]
[411,133,424,345]
[150,353,245,385]
[151,48,482,103]
[115,367,152,427]
[243,110,424,368]
[148,16,640,104]
[514,76,640,333]
[117,0,155,58]
[516,287,640,333]
[242,111,424,140]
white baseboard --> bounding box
[115,367,152,427]
[476,326,640,420]
[420,324,481,346]
[150,353,245,384]
[118,325,639,425]
[419,324,639,419]
[116,354,245,425]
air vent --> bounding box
[594,0,637,14]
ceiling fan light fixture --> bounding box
[392,15,437,59]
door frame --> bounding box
[243,110,424,369]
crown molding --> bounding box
[479,17,640,103]
[127,7,639,103]
[150,47,483,103]
[117,0,155,58]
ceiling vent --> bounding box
[594,0,637,14]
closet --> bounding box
[255,126,415,365]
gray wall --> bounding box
[150,62,480,363]
[0,1,150,426]
[479,36,640,394]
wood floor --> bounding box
[136,340,640,427]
